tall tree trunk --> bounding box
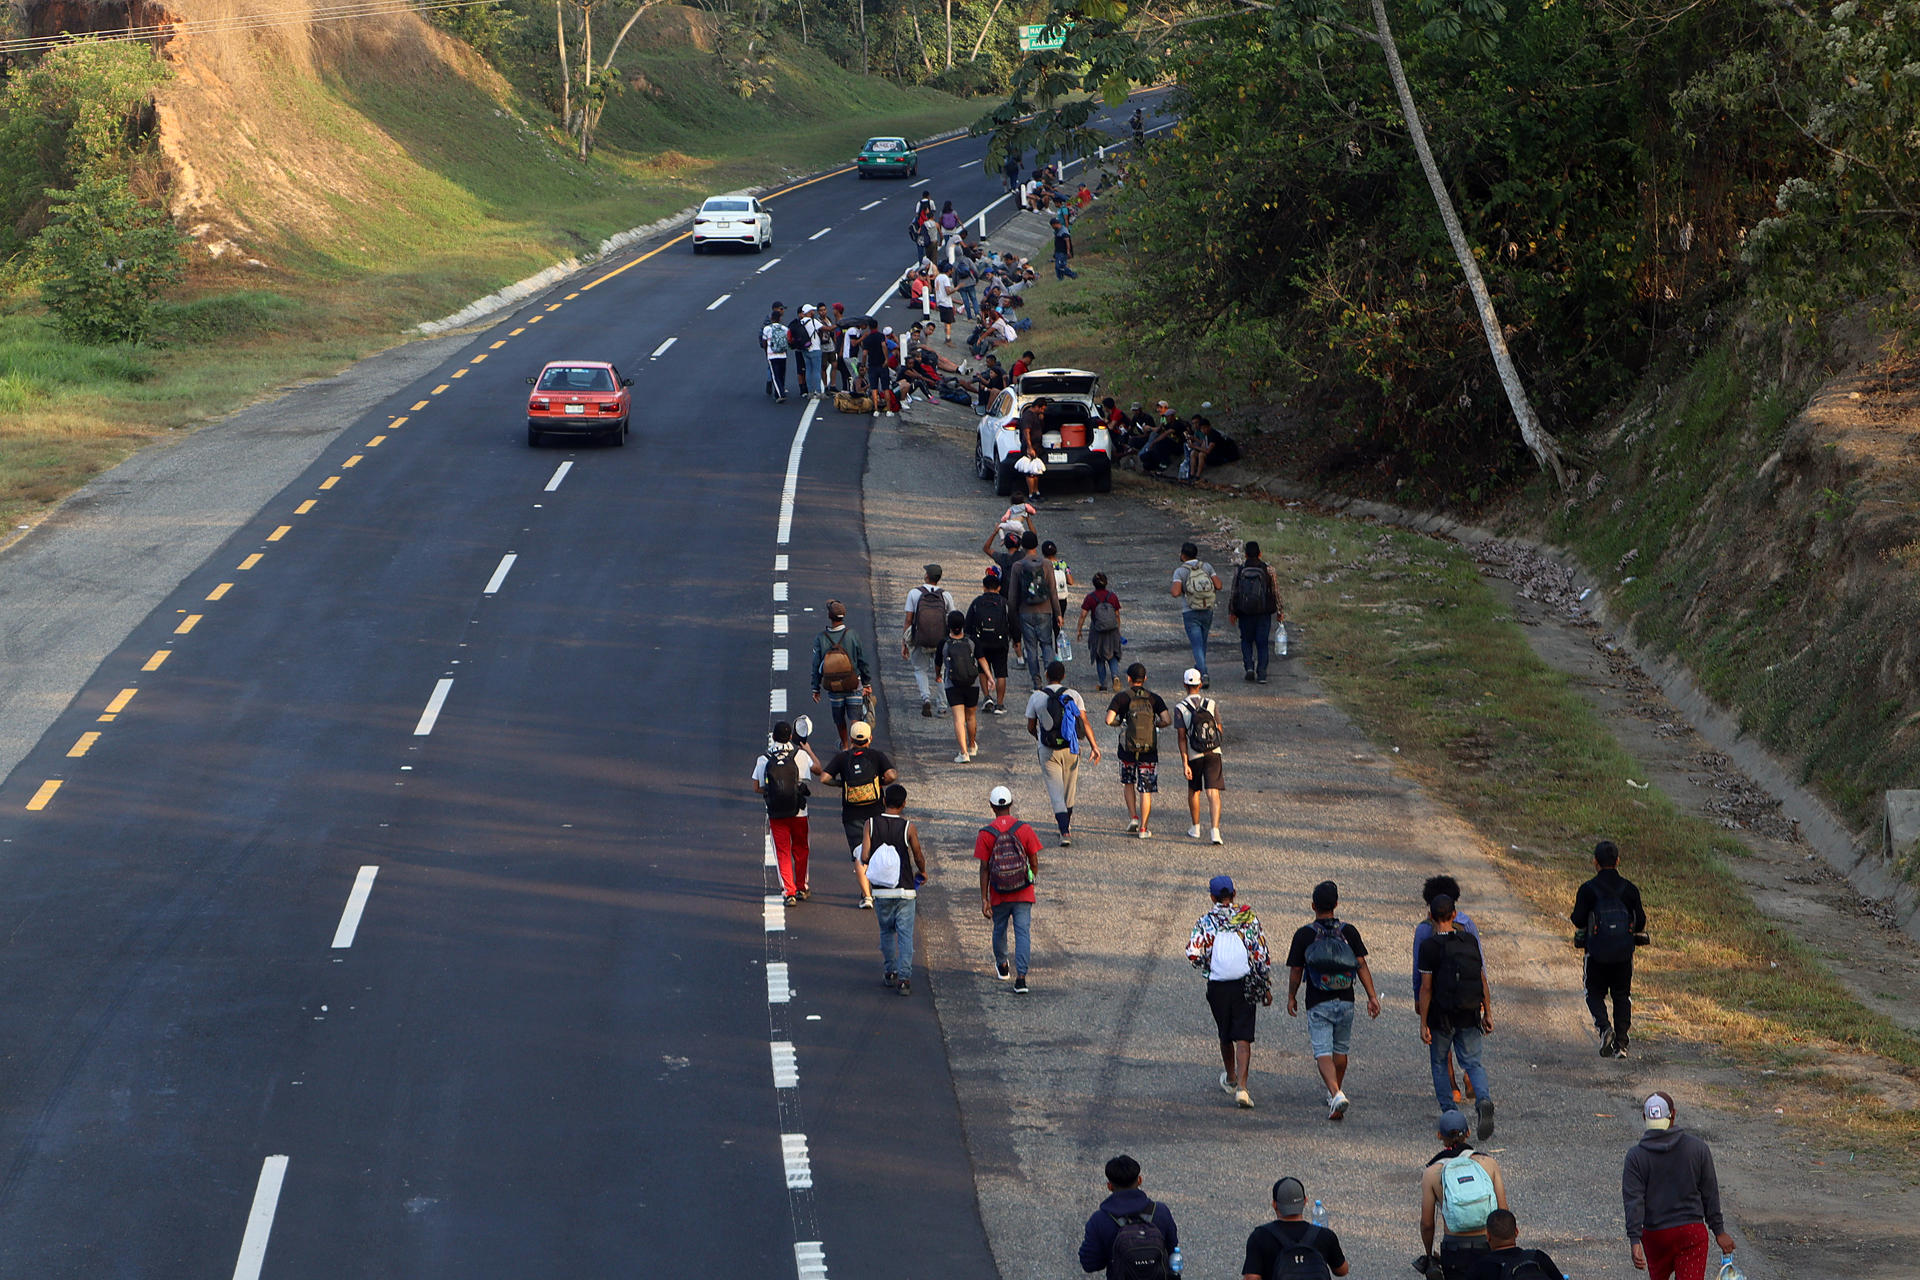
[906,3,932,73]
[556,0,570,132]
[943,0,952,68]
[1367,0,1568,486]
[796,0,807,43]
[858,0,867,73]
[966,0,1003,60]
[578,4,593,159]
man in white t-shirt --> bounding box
[1186,874,1272,1109]
[933,268,957,343]
[799,303,826,398]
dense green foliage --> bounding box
[31,174,184,344]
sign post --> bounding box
[1017,23,1071,51]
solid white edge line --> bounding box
[413,678,454,736]
[707,293,731,311]
[330,865,380,948]
[808,228,831,241]
[650,337,677,358]
[774,399,820,545]
[544,461,572,492]
[482,552,516,595]
[231,1155,289,1280]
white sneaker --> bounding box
[885,410,896,418]
[1329,1091,1350,1121]
[1219,1070,1235,1095]
[1235,1088,1255,1109]
[1188,824,1202,839]
[1126,818,1140,832]
[1210,828,1223,845]
[953,752,970,763]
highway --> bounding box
[0,100,1153,1276]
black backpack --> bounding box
[762,745,805,819]
[969,592,1011,646]
[1498,1254,1553,1280]
[1017,560,1050,607]
[1231,562,1276,615]
[1429,930,1485,1021]
[946,636,978,687]
[787,318,810,350]
[1266,1222,1332,1280]
[1041,688,1074,750]
[1106,1202,1169,1280]
[1303,919,1358,993]
[1586,883,1635,962]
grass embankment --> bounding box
[1020,205,1920,1156]
[0,36,978,528]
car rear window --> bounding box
[703,199,752,213]
[538,367,615,392]
[866,139,903,152]
[1020,373,1098,398]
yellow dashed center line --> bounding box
[103,689,137,715]
[295,500,315,515]
[238,553,263,570]
[389,416,408,429]
[68,733,100,758]
[267,525,291,542]
[207,583,233,601]
[528,315,543,324]
[510,327,525,335]
[176,614,202,634]
[490,340,507,350]
[320,476,339,490]
[564,292,579,300]
[470,354,487,365]
[343,455,363,468]
[412,400,430,411]
[545,304,563,312]
[25,780,61,811]
[432,384,450,395]
[451,369,467,379]
[142,650,169,672]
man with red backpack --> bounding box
[976,784,1043,993]
[1078,1154,1180,1278]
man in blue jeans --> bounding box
[1226,540,1283,684]
[1008,531,1062,689]
[1416,893,1496,1140]
[1286,880,1382,1123]
[1171,541,1221,688]
[859,784,928,996]
[976,784,1042,994]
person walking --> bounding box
[1416,893,1496,1139]
[752,720,815,906]
[1002,150,1022,194]
[903,563,957,720]
[1170,542,1221,687]
[811,599,874,750]
[858,784,928,995]
[760,302,791,402]
[1009,531,1064,690]
[940,610,986,763]
[965,571,1014,715]
[1464,1211,1568,1280]
[1078,1154,1180,1277]
[934,262,958,342]
[1042,539,1075,662]
[1051,216,1079,280]
[1173,669,1225,844]
[1413,875,1481,1106]
[1623,1092,1736,1280]
[1418,1109,1510,1280]
[1240,1177,1350,1279]
[1285,880,1382,1122]
[1186,874,1272,1110]
[976,784,1042,993]
[1572,838,1647,1058]
[1076,572,1124,691]
[1104,662,1169,837]
[793,303,825,397]
[1025,661,1100,846]
[811,721,897,906]
[1226,540,1283,684]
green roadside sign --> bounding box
[1018,23,1071,51]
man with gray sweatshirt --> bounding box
[1622,1091,1736,1280]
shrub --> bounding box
[31,174,184,345]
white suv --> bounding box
[973,369,1113,495]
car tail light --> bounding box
[532,398,550,409]
[599,402,619,413]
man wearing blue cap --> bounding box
[1186,875,1271,1109]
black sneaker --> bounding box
[1013,973,1030,994]
[1245,670,1257,682]
[1476,1095,1495,1141]
[921,701,933,718]
[1599,1026,1616,1057]
[995,959,1011,980]
[897,979,912,996]
[1614,1034,1630,1059]
[883,971,897,988]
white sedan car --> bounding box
[974,368,1114,495]
[691,195,772,253]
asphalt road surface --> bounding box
[0,100,1157,1277]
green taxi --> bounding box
[855,136,919,179]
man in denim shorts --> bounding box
[1286,880,1381,1122]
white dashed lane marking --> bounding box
[774,582,789,602]
[774,554,789,571]
[764,896,787,931]
[796,1243,828,1280]
[650,338,676,358]
[231,1155,290,1280]
[859,200,882,211]
[707,293,731,311]
[756,258,783,273]
[544,461,572,492]
[482,553,516,595]
[770,689,788,714]
[772,649,789,671]
[330,866,380,949]
[808,228,831,241]
[781,1134,813,1188]
[957,159,979,168]
[773,614,789,635]
[413,679,453,736]
[771,1042,799,1088]
[909,177,931,188]
[767,962,791,1002]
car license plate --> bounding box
[1048,452,1068,463]
[564,404,586,414]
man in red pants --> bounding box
[753,720,816,906]
[1622,1091,1737,1279]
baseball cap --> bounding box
[1183,667,1203,687]
[883,326,894,336]
[1156,399,1170,409]
[827,599,846,620]
[1437,1109,1470,1138]
[1272,1177,1306,1214]
[1643,1093,1673,1129]
[1200,401,1214,410]
[849,722,872,744]
[1208,874,1234,897]
[988,785,1013,806]
[800,303,815,314]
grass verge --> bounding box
[1016,206,1920,1158]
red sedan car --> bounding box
[526,361,633,446]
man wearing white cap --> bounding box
[975,784,1042,992]
[1174,668,1226,843]
[1623,1091,1735,1280]
[797,303,825,398]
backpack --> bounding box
[1105,1202,1170,1280]
[954,256,975,280]
[819,631,859,694]
[865,814,907,888]
[765,322,790,356]
[1231,562,1276,615]
[1041,688,1076,751]
[1091,598,1120,633]
[787,318,810,350]
[1180,562,1216,611]
[1497,1256,1553,1280]
[984,821,1034,893]
[946,636,979,687]
[1439,1151,1497,1234]
[1303,918,1358,993]
[762,745,804,819]
[1429,930,1485,1021]
[1265,1222,1333,1280]
[841,748,883,807]
[912,588,948,649]
[1586,882,1635,962]
[1123,690,1159,755]
[969,592,1011,646]
[1017,560,1050,607]
[1183,698,1222,755]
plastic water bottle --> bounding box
[1274,623,1290,657]
[1309,1199,1329,1227]
[1717,1256,1746,1280]
[1168,1245,1184,1275]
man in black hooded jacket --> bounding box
[1078,1154,1179,1274]
[1622,1091,1736,1279]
